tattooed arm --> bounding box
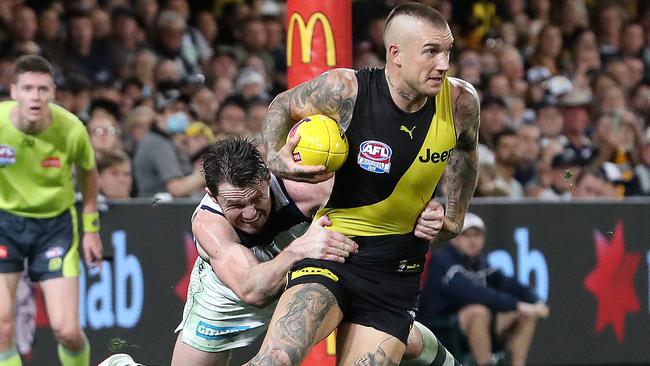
[434,77,480,242]
[263,69,358,183]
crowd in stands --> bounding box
[0,0,648,200]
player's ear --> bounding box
[205,187,217,202]
[388,43,401,66]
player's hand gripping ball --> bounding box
[287,115,349,172]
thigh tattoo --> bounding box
[353,338,400,366]
[248,284,337,366]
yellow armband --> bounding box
[82,212,100,233]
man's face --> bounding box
[536,106,563,138]
[218,104,246,135]
[11,72,55,124]
[99,162,133,199]
[451,228,485,258]
[495,135,520,166]
[396,20,452,97]
[215,180,272,234]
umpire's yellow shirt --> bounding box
[0,101,95,218]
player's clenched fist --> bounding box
[287,215,358,263]
[414,199,445,241]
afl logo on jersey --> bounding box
[358,140,392,173]
[0,145,16,167]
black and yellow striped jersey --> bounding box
[315,68,456,238]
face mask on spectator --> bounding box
[167,112,189,134]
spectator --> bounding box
[123,105,155,156]
[55,73,91,120]
[596,3,626,59]
[455,49,482,87]
[57,9,117,83]
[183,121,215,168]
[634,129,650,196]
[530,24,563,75]
[536,101,564,146]
[133,98,204,198]
[560,97,595,161]
[190,86,219,126]
[0,5,41,57]
[106,7,145,72]
[234,67,268,102]
[620,22,646,59]
[418,213,549,366]
[515,124,541,187]
[213,96,248,137]
[479,96,508,151]
[97,149,133,199]
[87,112,123,153]
[246,97,269,134]
[493,128,524,198]
[232,17,273,77]
[153,10,207,80]
[571,166,618,199]
[193,10,219,48]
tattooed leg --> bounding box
[336,323,406,366]
[244,283,341,366]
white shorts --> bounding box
[175,258,276,352]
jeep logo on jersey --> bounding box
[0,145,16,167]
[419,147,454,163]
[358,140,392,173]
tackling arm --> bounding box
[262,69,358,182]
[193,210,356,307]
[435,78,480,241]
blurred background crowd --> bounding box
[0,0,648,201]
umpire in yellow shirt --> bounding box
[0,55,102,366]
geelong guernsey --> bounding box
[0,101,95,218]
[316,68,456,237]
[177,174,309,338]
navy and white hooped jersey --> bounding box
[175,174,310,351]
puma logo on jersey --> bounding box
[400,125,416,139]
[419,147,454,163]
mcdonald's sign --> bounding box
[286,0,352,88]
[287,12,336,67]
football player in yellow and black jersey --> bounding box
[247,3,479,366]
[0,56,103,366]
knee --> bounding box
[51,323,83,348]
[518,311,539,325]
[460,304,491,322]
[0,320,14,348]
[458,304,491,330]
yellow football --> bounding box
[287,114,349,172]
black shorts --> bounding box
[286,258,422,344]
[0,208,80,281]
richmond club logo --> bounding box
[583,222,640,342]
[357,140,392,173]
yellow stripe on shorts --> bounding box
[290,267,339,282]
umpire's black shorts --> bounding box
[285,234,426,344]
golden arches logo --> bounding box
[287,12,336,67]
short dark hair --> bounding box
[493,127,517,148]
[96,149,130,173]
[202,137,269,195]
[385,2,447,33]
[13,55,54,82]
